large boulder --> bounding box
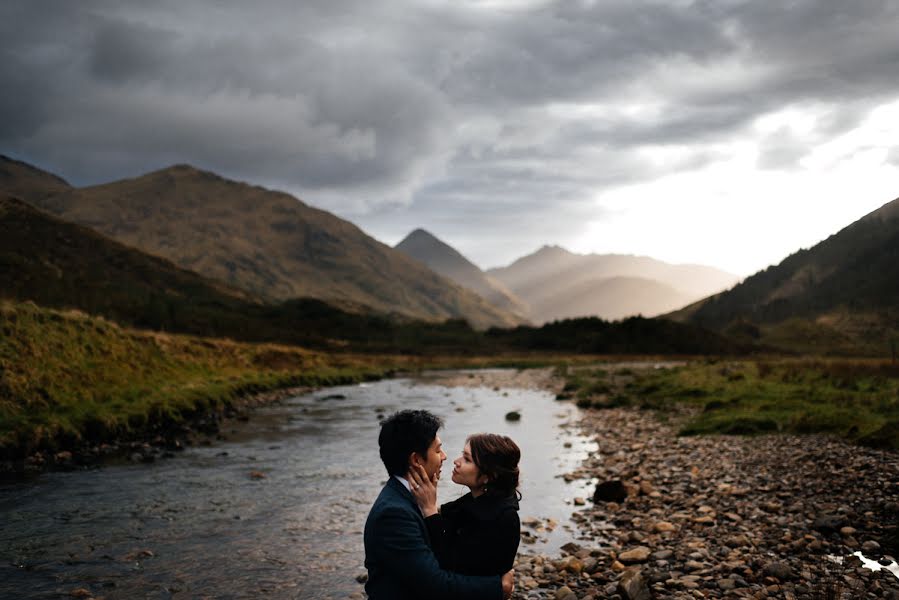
[593,480,628,503]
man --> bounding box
[364,409,514,600]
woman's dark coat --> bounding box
[424,491,520,576]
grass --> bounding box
[559,358,899,449]
[0,300,394,457]
[0,300,621,459]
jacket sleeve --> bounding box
[370,505,502,600]
[495,508,521,573]
[425,512,451,569]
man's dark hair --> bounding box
[378,410,443,476]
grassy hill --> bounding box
[669,196,899,356]
[20,163,519,329]
[0,300,390,460]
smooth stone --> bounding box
[619,568,651,600]
[618,547,651,564]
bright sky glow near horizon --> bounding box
[3,0,899,277]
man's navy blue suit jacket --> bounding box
[363,477,502,600]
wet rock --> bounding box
[861,540,881,554]
[653,521,676,533]
[124,549,154,561]
[69,589,93,598]
[813,513,846,535]
[560,542,582,555]
[593,480,628,503]
[763,561,792,581]
[618,568,651,600]
[505,411,522,422]
[717,578,736,590]
[618,547,651,565]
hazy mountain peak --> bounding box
[489,244,741,324]
[397,228,467,262]
[396,228,530,321]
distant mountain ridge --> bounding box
[668,195,899,355]
[0,154,72,201]
[395,229,530,321]
[8,159,521,329]
[487,245,740,323]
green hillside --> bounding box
[671,196,899,355]
[0,300,389,460]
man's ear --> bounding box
[408,451,421,468]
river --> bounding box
[0,370,597,599]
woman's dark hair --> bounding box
[378,410,443,476]
[467,433,521,499]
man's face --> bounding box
[412,435,447,480]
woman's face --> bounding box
[451,442,487,491]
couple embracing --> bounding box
[364,409,521,599]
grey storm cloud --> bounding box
[2,0,899,264]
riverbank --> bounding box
[439,365,899,600]
[0,300,597,475]
[0,301,397,473]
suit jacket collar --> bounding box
[387,475,416,505]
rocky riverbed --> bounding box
[432,366,899,600]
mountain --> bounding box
[529,276,696,322]
[0,154,72,201]
[0,193,254,330]
[668,196,899,355]
[395,229,529,320]
[0,194,498,352]
[21,163,520,329]
[488,246,740,324]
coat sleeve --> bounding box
[425,512,451,569]
[495,508,521,573]
[369,505,502,600]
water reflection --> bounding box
[0,371,596,599]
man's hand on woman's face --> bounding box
[407,463,439,517]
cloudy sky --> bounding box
[3,0,899,276]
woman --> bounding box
[408,433,521,576]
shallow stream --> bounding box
[0,370,597,599]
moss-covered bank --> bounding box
[558,359,899,450]
[0,301,392,459]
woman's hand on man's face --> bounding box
[407,463,439,517]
